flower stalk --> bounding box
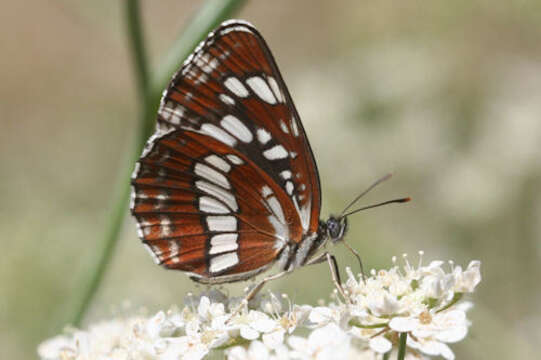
[397,332,407,360]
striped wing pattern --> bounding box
[131,20,321,283]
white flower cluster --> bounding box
[38,253,480,360]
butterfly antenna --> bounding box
[340,173,393,217]
[341,197,411,218]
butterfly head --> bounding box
[325,215,349,243]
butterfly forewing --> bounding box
[131,20,321,283]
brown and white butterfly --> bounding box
[130,20,408,300]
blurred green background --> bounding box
[2,0,540,358]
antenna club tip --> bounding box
[402,197,412,203]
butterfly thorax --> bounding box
[281,217,348,272]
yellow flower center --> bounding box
[419,311,432,325]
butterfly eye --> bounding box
[325,216,348,242]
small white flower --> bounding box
[38,254,480,360]
[366,292,401,317]
[227,340,270,360]
[37,335,76,360]
[309,306,340,325]
[262,303,312,348]
[198,295,226,321]
[453,260,482,293]
[230,310,276,340]
[289,323,351,360]
[145,310,176,338]
[389,316,417,332]
[413,309,469,343]
[388,308,468,359]
[369,336,392,353]
[408,336,456,360]
[421,272,455,300]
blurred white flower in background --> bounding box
[38,253,480,360]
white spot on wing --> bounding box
[168,241,180,263]
[200,56,219,74]
[280,170,292,179]
[267,76,285,103]
[206,215,237,231]
[269,215,288,247]
[195,72,208,85]
[205,154,231,172]
[199,196,229,214]
[210,252,239,273]
[257,128,272,144]
[279,120,289,134]
[292,197,311,232]
[195,163,230,189]
[160,216,172,236]
[209,242,238,255]
[290,116,300,137]
[201,123,237,147]
[221,115,253,143]
[263,145,288,160]
[267,196,286,224]
[161,102,185,125]
[156,193,169,201]
[219,94,235,106]
[211,233,238,246]
[196,180,238,211]
[210,233,238,254]
[226,154,244,165]
[225,77,249,97]
[285,181,294,195]
[261,185,273,197]
[246,76,276,104]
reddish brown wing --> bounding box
[131,20,321,283]
[132,130,302,282]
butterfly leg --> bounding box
[227,270,292,321]
[245,270,292,303]
[305,252,351,303]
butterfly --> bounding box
[130,20,408,300]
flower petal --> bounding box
[240,326,260,340]
[389,317,417,332]
[369,336,392,353]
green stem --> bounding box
[127,0,151,103]
[63,0,247,328]
[349,319,388,329]
[383,351,390,360]
[64,0,152,328]
[397,332,407,360]
[153,0,248,94]
[437,292,463,313]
